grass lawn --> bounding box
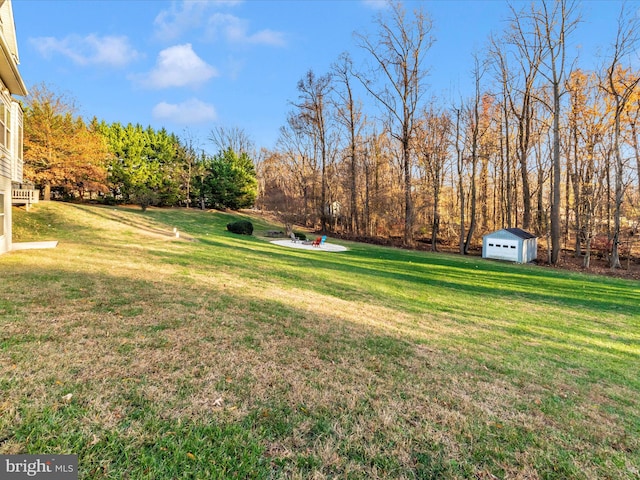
[1,202,639,479]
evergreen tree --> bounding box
[197,148,258,210]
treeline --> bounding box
[21,2,640,269]
[22,84,257,211]
[257,1,640,268]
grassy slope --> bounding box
[1,202,639,479]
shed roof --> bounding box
[504,228,536,240]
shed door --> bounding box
[485,238,519,261]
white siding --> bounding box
[485,238,519,262]
[0,177,9,254]
[482,229,538,263]
[10,100,21,182]
[522,238,538,263]
[0,0,26,255]
[0,91,11,181]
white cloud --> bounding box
[154,1,211,41]
[207,13,286,46]
[152,98,217,124]
[154,1,244,41]
[133,44,218,89]
[362,0,390,9]
[154,1,286,47]
[30,34,140,67]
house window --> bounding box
[14,103,22,180]
[0,192,4,236]
[489,243,494,247]
[17,108,22,161]
[0,100,9,151]
[511,245,516,249]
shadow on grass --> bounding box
[173,233,640,318]
[13,203,639,375]
[0,265,436,478]
[2,253,639,478]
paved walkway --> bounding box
[12,241,58,251]
[270,239,348,252]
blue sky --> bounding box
[12,0,637,153]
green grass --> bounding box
[1,202,639,479]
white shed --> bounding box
[482,228,537,263]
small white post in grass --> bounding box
[173,227,179,238]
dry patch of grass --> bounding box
[1,203,639,479]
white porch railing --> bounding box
[12,188,39,208]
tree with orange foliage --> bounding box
[415,105,450,251]
[566,69,608,268]
[23,83,109,200]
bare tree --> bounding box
[489,38,514,228]
[415,105,450,251]
[294,70,333,232]
[600,4,640,269]
[277,113,319,226]
[355,1,434,246]
[628,85,640,199]
[535,0,581,264]
[332,53,363,234]
[453,104,466,255]
[209,126,254,155]
[566,70,607,267]
[179,129,202,208]
[463,57,485,254]
[498,8,546,232]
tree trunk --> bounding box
[633,121,640,197]
[583,235,592,268]
[403,134,413,246]
[455,109,465,254]
[564,148,571,250]
[537,168,545,235]
[480,155,488,231]
[571,119,581,257]
[611,111,623,269]
[464,159,477,254]
[364,150,371,236]
[43,183,51,201]
[458,175,465,255]
[320,137,328,233]
[503,100,512,228]
[431,179,440,252]
[550,81,562,265]
[465,74,480,255]
[350,137,358,234]
[517,110,532,230]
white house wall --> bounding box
[10,99,22,181]
[0,175,10,254]
[0,77,8,254]
[0,0,27,255]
